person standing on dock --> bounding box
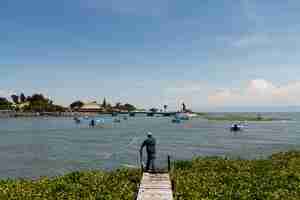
[140,132,156,172]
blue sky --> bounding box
[1,0,300,111]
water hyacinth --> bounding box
[0,151,300,199]
[0,169,141,200]
[171,151,300,200]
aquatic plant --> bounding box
[1,151,300,199]
[202,114,275,121]
[0,169,140,200]
[171,151,300,200]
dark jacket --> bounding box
[140,137,156,158]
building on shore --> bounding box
[78,102,104,113]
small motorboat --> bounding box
[113,118,121,123]
[112,112,118,117]
[175,113,190,120]
[74,117,81,123]
[230,124,243,131]
[96,118,105,124]
[172,118,181,123]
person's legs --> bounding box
[146,157,150,171]
[150,157,155,172]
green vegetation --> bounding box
[0,169,140,200]
[171,151,300,200]
[117,103,136,112]
[1,152,300,200]
[202,113,276,121]
[70,100,84,110]
[1,93,65,112]
[0,97,13,110]
[22,94,65,112]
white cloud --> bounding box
[0,90,15,100]
[157,79,300,110]
[208,79,300,107]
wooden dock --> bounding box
[137,173,173,200]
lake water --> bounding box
[0,113,300,179]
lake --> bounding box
[0,113,300,179]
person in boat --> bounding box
[74,117,80,123]
[231,124,240,131]
[90,119,95,127]
[140,132,156,172]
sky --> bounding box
[1,0,300,111]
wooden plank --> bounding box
[137,173,173,200]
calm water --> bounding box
[0,113,300,179]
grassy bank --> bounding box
[201,113,276,121]
[171,151,300,200]
[0,151,300,199]
[0,169,140,200]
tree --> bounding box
[11,94,19,104]
[102,98,107,108]
[115,102,121,109]
[26,96,32,102]
[105,103,113,112]
[20,93,26,103]
[30,94,48,102]
[0,97,9,104]
[123,103,136,112]
[70,101,84,110]
[20,93,62,112]
[0,97,12,110]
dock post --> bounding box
[168,155,171,172]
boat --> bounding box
[96,118,105,124]
[230,124,243,131]
[175,113,190,120]
[113,118,121,123]
[73,117,81,123]
[147,113,154,117]
[172,118,181,123]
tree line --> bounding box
[0,93,65,112]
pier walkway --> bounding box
[137,172,173,200]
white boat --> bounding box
[175,112,196,120]
[230,123,245,131]
[172,118,181,123]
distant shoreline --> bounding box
[195,113,293,122]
